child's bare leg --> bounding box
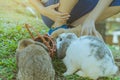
[52,0,78,28]
[71,6,120,26]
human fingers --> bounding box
[95,31,104,41]
[80,27,85,36]
[81,27,95,36]
[87,26,96,35]
[87,27,93,35]
[59,15,70,19]
[53,11,69,17]
[59,13,69,16]
[55,15,70,22]
[92,27,101,38]
[50,3,60,9]
[81,26,89,36]
[55,13,69,19]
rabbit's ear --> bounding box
[18,39,34,50]
[57,41,69,59]
[66,34,74,39]
[66,33,78,40]
[16,39,34,52]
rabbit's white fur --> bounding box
[56,33,118,80]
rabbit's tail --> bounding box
[111,65,118,75]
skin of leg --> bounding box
[96,6,120,22]
[52,0,78,28]
[71,6,120,26]
[83,0,113,22]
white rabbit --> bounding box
[56,33,118,80]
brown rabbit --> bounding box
[16,39,55,80]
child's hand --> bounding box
[80,20,103,40]
[44,3,70,22]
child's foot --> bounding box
[48,25,68,35]
[52,21,66,28]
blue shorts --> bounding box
[41,0,120,28]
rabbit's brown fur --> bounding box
[16,39,55,80]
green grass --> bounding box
[0,0,120,80]
[0,20,120,80]
[0,21,48,80]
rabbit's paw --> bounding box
[63,70,75,76]
[76,71,86,77]
[63,67,77,76]
[63,72,70,76]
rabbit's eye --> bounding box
[59,38,62,41]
